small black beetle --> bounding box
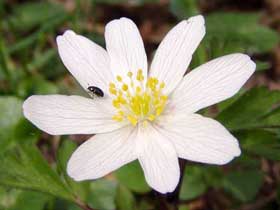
[88,86,104,97]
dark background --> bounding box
[0,0,280,210]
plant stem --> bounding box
[154,159,187,210]
[75,198,96,210]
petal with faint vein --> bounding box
[105,17,147,78]
[23,95,127,135]
[67,126,137,180]
[57,30,113,95]
[136,123,180,193]
[149,15,205,94]
[156,113,241,165]
[168,53,256,114]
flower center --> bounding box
[109,69,168,126]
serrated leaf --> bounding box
[0,144,74,202]
[236,129,280,161]
[205,12,279,55]
[114,160,150,193]
[216,87,280,130]
[7,190,51,210]
[223,170,263,202]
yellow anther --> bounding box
[160,95,168,101]
[156,107,164,116]
[109,71,168,126]
[112,100,121,108]
[122,84,128,91]
[109,87,117,95]
[136,86,141,93]
[127,115,138,126]
[148,114,156,121]
[143,120,148,127]
[127,71,133,77]
[116,75,122,82]
[118,110,124,116]
[109,83,115,88]
[153,78,159,85]
[136,74,142,81]
[112,115,123,122]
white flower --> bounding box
[23,15,256,193]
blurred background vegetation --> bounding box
[0,0,280,210]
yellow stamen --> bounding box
[127,71,133,78]
[116,75,122,82]
[127,115,138,126]
[109,69,168,126]
[122,84,128,91]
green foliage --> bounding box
[170,0,199,19]
[114,160,150,193]
[217,87,280,130]
[7,2,67,31]
[88,179,117,210]
[0,187,51,210]
[115,185,136,210]
[1,1,280,209]
[0,144,74,202]
[222,170,264,202]
[180,166,207,200]
[57,140,89,202]
[0,97,32,153]
[237,129,280,161]
[205,13,279,56]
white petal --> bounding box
[168,53,256,114]
[156,113,241,165]
[136,123,180,193]
[149,15,205,94]
[23,95,127,135]
[105,18,147,79]
[67,126,137,180]
[57,30,113,95]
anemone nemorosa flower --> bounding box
[23,15,256,193]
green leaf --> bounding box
[236,129,280,161]
[0,97,26,152]
[8,13,69,54]
[256,60,271,72]
[180,166,207,200]
[257,106,280,128]
[7,2,66,30]
[222,170,263,202]
[7,190,51,210]
[88,179,117,210]
[27,49,57,72]
[0,144,74,202]
[216,87,280,130]
[16,76,58,98]
[0,96,22,130]
[170,0,199,20]
[179,205,190,210]
[206,13,279,55]
[115,185,136,210]
[57,140,89,202]
[114,160,150,193]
